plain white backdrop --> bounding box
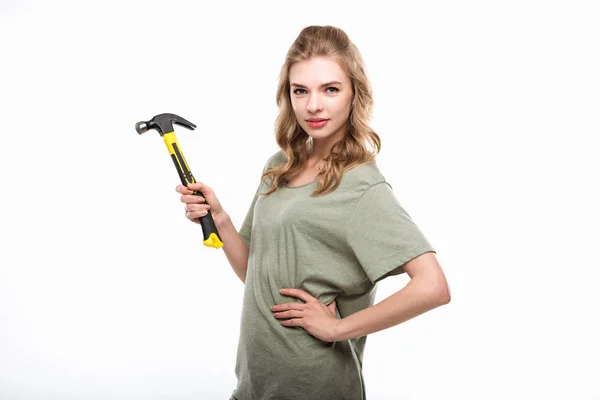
[1,1,599,399]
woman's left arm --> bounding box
[334,251,450,341]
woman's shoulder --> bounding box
[265,150,380,174]
[342,159,386,189]
[264,149,287,169]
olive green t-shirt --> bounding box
[230,150,435,400]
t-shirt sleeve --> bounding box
[346,181,436,284]
[238,159,274,246]
[239,188,259,247]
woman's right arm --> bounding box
[214,213,249,284]
[177,182,249,284]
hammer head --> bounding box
[135,113,196,136]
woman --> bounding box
[177,25,450,400]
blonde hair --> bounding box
[259,25,381,197]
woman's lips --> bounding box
[308,119,328,128]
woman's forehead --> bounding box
[289,57,349,85]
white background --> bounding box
[1,1,599,399]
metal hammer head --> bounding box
[135,113,196,136]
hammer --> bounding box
[135,113,224,249]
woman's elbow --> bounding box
[433,281,451,305]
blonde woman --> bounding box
[177,25,450,400]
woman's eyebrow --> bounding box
[290,81,342,88]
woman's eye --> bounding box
[292,87,339,95]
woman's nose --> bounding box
[306,93,323,113]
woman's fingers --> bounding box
[186,209,209,220]
[185,203,211,221]
[177,184,209,204]
[175,184,192,195]
[187,182,210,192]
[177,181,224,222]
[185,203,211,212]
[273,310,305,319]
[180,194,206,204]
[187,209,209,220]
[175,183,205,203]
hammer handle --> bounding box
[163,132,224,249]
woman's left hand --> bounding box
[272,288,340,342]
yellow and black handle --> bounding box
[135,113,224,249]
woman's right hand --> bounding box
[176,181,226,224]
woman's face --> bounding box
[289,57,353,146]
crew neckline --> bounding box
[280,161,377,189]
[282,179,317,189]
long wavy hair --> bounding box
[259,25,382,197]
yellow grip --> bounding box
[204,233,224,249]
[163,131,195,185]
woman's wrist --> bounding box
[212,211,230,229]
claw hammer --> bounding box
[135,113,224,249]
